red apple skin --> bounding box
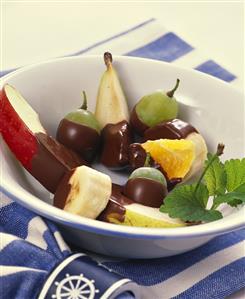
[0,85,87,193]
[0,86,39,170]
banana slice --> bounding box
[54,166,112,219]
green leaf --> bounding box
[204,153,226,196]
[213,183,245,208]
[224,158,245,191]
[160,184,222,222]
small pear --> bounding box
[95,52,129,128]
[130,79,180,135]
[95,53,133,169]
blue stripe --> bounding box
[69,18,156,56]
[0,271,47,299]
[0,69,16,77]
[0,239,55,270]
[195,60,236,82]
[0,202,36,239]
[103,229,245,285]
[126,32,194,62]
[174,257,245,299]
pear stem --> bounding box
[166,79,180,98]
[144,153,151,167]
[80,91,88,110]
[104,52,113,69]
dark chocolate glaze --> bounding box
[130,106,149,136]
[123,177,167,208]
[31,133,87,193]
[56,118,100,162]
[128,143,165,173]
[144,118,197,141]
[97,184,133,223]
[167,178,182,191]
[53,169,75,209]
[128,143,147,170]
[100,120,133,169]
[128,143,182,191]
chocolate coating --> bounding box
[144,118,197,141]
[128,143,165,173]
[53,169,75,209]
[98,184,133,223]
[123,178,167,208]
[167,178,182,191]
[130,106,149,136]
[100,120,133,169]
[57,118,100,162]
[128,143,147,170]
[31,133,87,193]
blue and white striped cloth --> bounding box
[1,18,244,299]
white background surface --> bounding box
[1,0,244,91]
[1,1,244,298]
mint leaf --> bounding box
[224,158,245,206]
[213,183,245,207]
[225,158,245,191]
[204,153,226,196]
[160,184,222,222]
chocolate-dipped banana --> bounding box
[57,91,100,162]
[98,184,185,228]
[130,79,180,135]
[95,52,133,169]
[54,165,111,219]
[123,167,168,208]
[144,118,197,141]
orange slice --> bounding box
[142,139,195,179]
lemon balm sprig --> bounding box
[160,144,245,223]
[194,143,225,195]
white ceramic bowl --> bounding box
[1,56,244,258]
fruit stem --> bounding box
[194,143,225,196]
[166,79,180,98]
[144,153,151,167]
[104,52,113,69]
[80,91,88,110]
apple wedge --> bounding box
[0,84,87,193]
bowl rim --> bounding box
[1,54,245,240]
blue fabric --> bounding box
[195,60,237,82]
[0,18,243,299]
[126,32,194,62]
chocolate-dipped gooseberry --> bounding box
[123,167,168,208]
[56,91,100,162]
[130,79,180,135]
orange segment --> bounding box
[142,139,195,179]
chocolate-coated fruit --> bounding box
[95,53,133,168]
[56,91,100,162]
[123,167,168,208]
[99,184,185,228]
[144,118,197,141]
[130,79,180,135]
[0,84,86,193]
